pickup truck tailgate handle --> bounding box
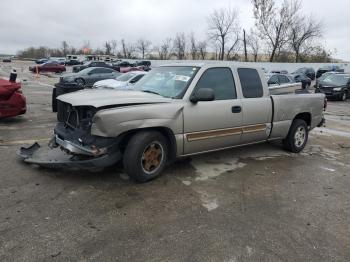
[232,106,242,113]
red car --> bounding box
[29,61,66,73]
[0,79,26,118]
[119,66,144,73]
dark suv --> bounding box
[316,73,350,101]
[316,65,344,79]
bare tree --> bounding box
[157,38,172,60]
[226,33,240,60]
[110,40,118,55]
[189,32,198,60]
[207,7,240,60]
[197,41,207,60]
[121,39,128,58]
[173,33,186,60]
[61,41,69,56]
[104,41,112,55]
[247,29,260,62]
[252,0,300,62]
[290,15,322,62]
[136,38,152,59]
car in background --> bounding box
[50,57,66,65]
[290,73,312,89]
[119,66,144,73]
[268,73,311,89]
[271,70,288,74]
[72,61,112,73]
[267,74,295,86]
[60,67,121,87]
[112,61,135,72]
[314,71,339,88]
[52,67,122,112]
[292,67,316,80]
[65,59,82,66]
[316,65,344,78]
[29,61,66,73]
[2,58,12,63]
[135,60,151,71]
[93,71,147,89]
[35,58,49,64]
[315,73,350,101]
[0,78,26,118]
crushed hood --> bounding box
[57,89,172,108]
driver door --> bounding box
[183,67,243,155]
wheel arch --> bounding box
[119,127,177,162]
[293,112,311,127]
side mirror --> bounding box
[190,88,215,103]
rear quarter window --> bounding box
[238,68,264,98]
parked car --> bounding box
[315,71,339,88]
[0,78,26,118]
[2,58,12,63]
[20,63,326,182]
[315,73,350,101]
[112,61,135,72]
[35,58,49,64]
[266,73,302,93]
[290,73,312,89]
[51,67,121,112]
[50,57,66,65]
[119,66,144,73]
[72,61,112,73]
[65,59,82,66]
[93,71,147,89]
[135,60,151,71]
[316,65,344,79]
[29,61,66,73]
[292,67,316,80]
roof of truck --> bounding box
[158,62,261,69]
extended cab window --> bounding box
[238,68,263,98]
[195,68,236,100]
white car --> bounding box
[93,71,147,89]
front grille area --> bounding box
[57,102,96,131]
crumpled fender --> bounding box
[91,102,185,137]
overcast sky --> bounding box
[0,0,349,61]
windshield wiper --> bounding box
[142,90,162,96]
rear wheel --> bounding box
[283,119,309,153]
[123,131,168,182]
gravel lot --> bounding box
[1,60,350,262]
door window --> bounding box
[194,67,236,100]
[278,75,290,84]
[238,68,263,98]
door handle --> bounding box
[232,106,242,113]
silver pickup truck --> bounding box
[20,63,326,182]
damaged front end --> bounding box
[19,102,122,169]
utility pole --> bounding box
[243,29,248,62]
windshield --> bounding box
[323,74,350,86]
[117,72,137,82]
[133,66,199,98]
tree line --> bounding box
[17,0,334,63]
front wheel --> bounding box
[75,78,85,87]
[339,92,347,101]
[123,131,168,182]
[283,119,309,153]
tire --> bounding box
[283,119,309,153]
[339,92,347,101]
[52,88,57,112]
[123,131,168,182]
[75,78,85,87]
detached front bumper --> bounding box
[18,135,121,169]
